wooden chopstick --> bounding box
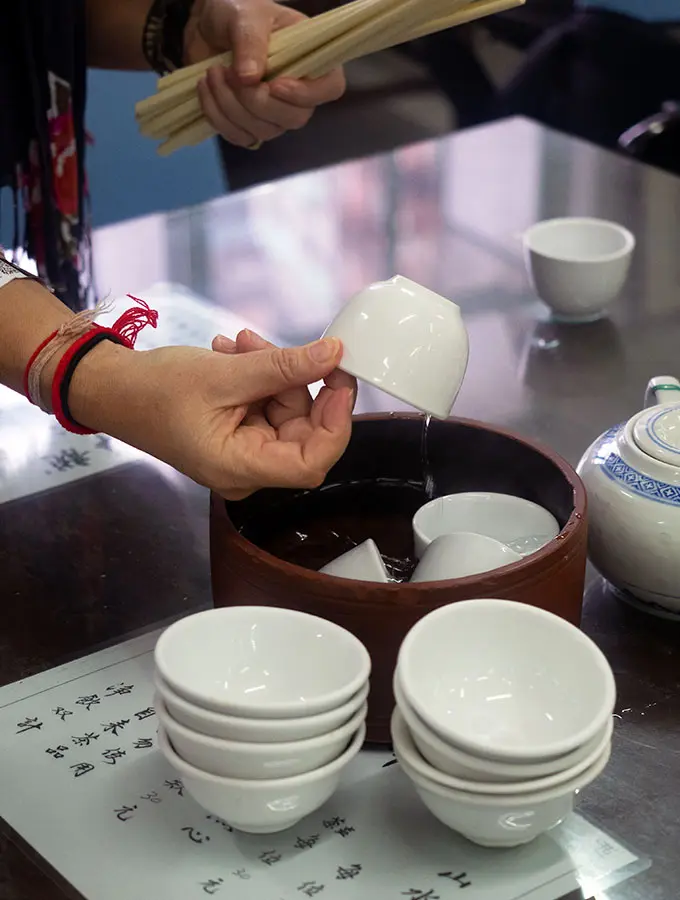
[138,95,201,138]
[143,0,400,129]
[158,118,216,156]
[324,0,526,74]
[155,0,376,91]
[144,0,524,155]
[266,0,384,77]
[276,0,441,80]
[135,0,379,122]
[298,0,470,80]
[402,0,526,43]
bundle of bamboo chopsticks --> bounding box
[135,0,525,157]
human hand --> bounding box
[184,0,346,148]
[212,328,357,430]
[69,337,354,500]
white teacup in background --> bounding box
[323,275,469,419]
[412,492,560,558]
[320,538,389,582]
[411,532,522,583]
[523,217,635,323]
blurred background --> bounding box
[4,0,680,238]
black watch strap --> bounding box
[142,0,195,75]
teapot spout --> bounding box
[645,376,680,408]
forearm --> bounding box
[0,280,136,433]
[85,0,154,69]
[0,280,74,396]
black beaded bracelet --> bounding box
[142,0,195,75]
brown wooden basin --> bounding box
[211,415,588,743]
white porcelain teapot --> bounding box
[577,376,680,614]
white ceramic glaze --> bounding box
[320,539,389,582]
[155,607,371,718]
[322,275,469,420]
[393,674,611,783]
[412,492,560,559]
[410,532,522,583]
[577,376,680,612]
[157,694,367,779]
[391,705,613,795]
[397,599,616,761]
[155,676,370,743]
[395,714,611,848]
[523,217,635,322]
[158,722,366,834]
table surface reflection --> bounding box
[2,117,680,899]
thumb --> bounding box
[228,1,271,83]
[228,338,343,404]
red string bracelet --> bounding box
[51,328,130,434]
[22,329,58,399]
[49,295,159,435]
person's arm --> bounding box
[85,0,152,69]
[84,0,346,149]
[0,275,138,424]
[0,277,355,499]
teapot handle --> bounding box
[645,376,680,408]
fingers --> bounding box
[212,335,236,353]
[201,67,315,144]
[235,330,313,424]
[269,69,347,109]
[227,0,271,83]
[198,73,257,147]
[317,385,355,434]
[295,385,355,484]
[212,330,354,414]
[216,337,342,406]
[208,330,353,496]
[226,76,313,131]
[200,68,282,146]
[242,385,354,492]
[324,368,357,401]
[212,329,316,427]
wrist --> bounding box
[63,340,140,435]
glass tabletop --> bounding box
[2,116,679,899]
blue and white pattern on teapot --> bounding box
[594,424,680,507]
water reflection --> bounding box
[522,318,626,399]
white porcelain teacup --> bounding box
[155,607,371,718]
[410,533,521,583]
[158,723,366,834]
[322,275,469,419]
[392,707,612,848]
[523,217,635,323]
[412,492,559,559]
[320,539,389,583]
[397,599,617,762]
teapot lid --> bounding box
[634,402,680,466]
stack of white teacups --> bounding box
[155,606,370,834]
[392,599,617,848]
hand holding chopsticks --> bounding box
[136,0,526,156]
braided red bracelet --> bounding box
[51,327,132,434]
[23,294,159,435]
